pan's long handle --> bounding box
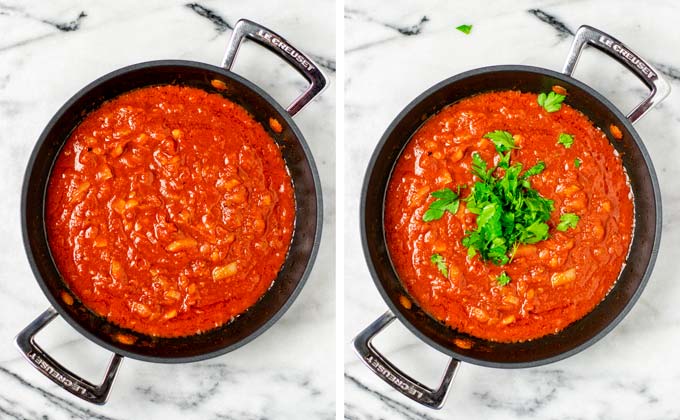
[562,25,670,124]
[221,19,328,117]
[15,308,124,405]
[353,311,460,409]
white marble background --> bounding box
[344,1,680,419]
[0,0,335,419]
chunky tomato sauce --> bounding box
[385,90,634,342]
[46,85,295,337]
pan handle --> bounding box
[352,311,460,409]
[14,308,123,405]
[221,19,328,117]
[562,25,670,124]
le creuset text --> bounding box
[365,355,424,400]
[257,29,316,72]
[598,35,656,80]
[27,351,88,396]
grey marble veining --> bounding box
[344,1,680,419]
[0,0,335,419]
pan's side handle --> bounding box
[221,19,328,116]
[562,25,670,124]
[15,308,124,405]
[352,311,460,409]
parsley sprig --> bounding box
[460,132,554,266]
[462,152,553,265]
[537,91,566,112]
[421,130,584,286]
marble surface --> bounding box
[344,1,680,419]
[0,0,335,419]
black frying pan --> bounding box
[16,19,327,404]
[354,25,669,409]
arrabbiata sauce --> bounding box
[384,90,634,342]
[46,85,295,337]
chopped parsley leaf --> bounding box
[558,133,574,148]
[423,187,462,222]
[537,91,566,112]
[431,253,449,277]
[556,213,580,231]
[497,271,511,286]
[483,130,518,153]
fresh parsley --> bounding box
[523,161,546,178]
[483,130,517,153]
[471,152,492,181]
[497,271,511,286]
[462,143,554,265]
[483,130,518,169]
[456,24,473,34]
[420,130,565,267]
[537,91,566,112]
[558,133,574,148]
[556,213,580,231]
[423,187,462,222]
[574,158,581,168]
[431,253,448,277]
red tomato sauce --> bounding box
[385,90,634,342]
[46,85,295,337]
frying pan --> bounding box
[354,25,670,409]
[16,19,327,404]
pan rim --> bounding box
[360,64,662,369]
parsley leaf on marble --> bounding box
[456,24,473,34]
